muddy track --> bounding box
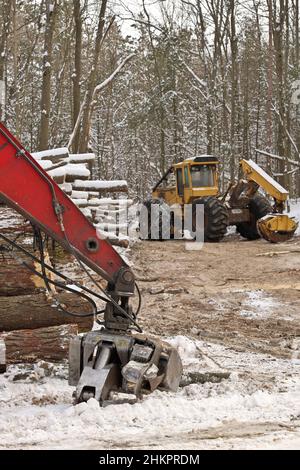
[132,236,300,358]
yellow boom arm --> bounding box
[240,159,298,242]
[240,159,288,203]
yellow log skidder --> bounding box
[142,156,298,243]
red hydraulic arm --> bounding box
[0,122,134,296]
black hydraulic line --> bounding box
[0,232,109,303]
[0,232,142,320]
[22,261,99,318]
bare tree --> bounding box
[38,0,58,150]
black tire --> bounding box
[139,199,172,240]
[192,197,228,242]
[236,194,272,240]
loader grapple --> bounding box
[69,330,182,405]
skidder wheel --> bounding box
[192,197,228,242]
[139,199,172,240]
[236,194,272,240]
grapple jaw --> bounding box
[69,330,182,405]
[257,214,298,243]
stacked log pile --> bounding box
[32,148,132,246]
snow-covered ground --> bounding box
[289,199,300,235]
[1,336,300,450]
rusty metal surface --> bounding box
[227,207,250,225]
[257,215,297,243]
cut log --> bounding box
[0,207,30,235]
[107,238,129,248]
[32,147,69,163]
[0,324,78,363]
[97,229,130,248]
[69,153,95,164]
[58,182,73,195]
[80,208,92,220]
[71,190,89,199]
[73,180,128,193]
[92,198,133,206]
[73,198,89,207]
[0,292,93,333]
[48,164,90,184]
[0,257,46,296]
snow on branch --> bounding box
[255,148,300,168]
[68,54,135,150]
[183,62,231,114]
[91,53,135,97]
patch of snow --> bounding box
[239,290,277,319]
[73,180,128,190]
[246,160,288,194]
[32,148,68,161]
[48,164,90,179]
[0,338,300,449]
[289,199,300,235]
[69,154,95,163]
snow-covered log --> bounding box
[32,147,69,163]
[73,180,128,193]
[80,208,92,220]
[38,160,53,171]
[0,292,93,333]
[58,182,72,195]
[0,324,78,363]
[48,164,90,184]
[94,197,133,206]
[96,222,128,232]
[69,153,95,164]
[71,190,89,199]
[97,229,130,248]
[73,198,89,207]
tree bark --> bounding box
[38,0,58,150]
[78,0,108,152]
[0,0,12,121]
[0,324,78,363]
[0,292,93,333]
[0,257,46,297]
[72,0,82,153]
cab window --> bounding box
[184,166,189,187]
[190,165,215,187]
[176,169,184,196]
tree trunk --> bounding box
[72,0,82,153]
[78,0,108,152]
[38,0,58,150]
[0,292,93,333]
[229,0,238,181]
[0,0,12,122]
[0,324,78,363]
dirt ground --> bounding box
[132,234,300,359]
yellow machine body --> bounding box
[152,156,220,206]
[149,155,298,244]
